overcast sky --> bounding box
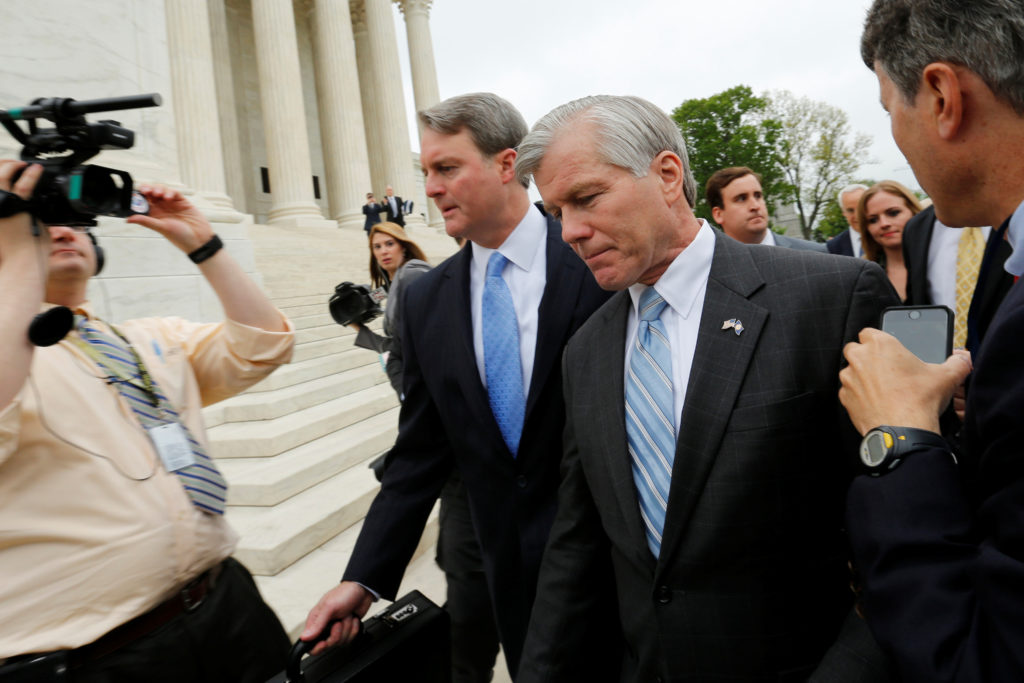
[392,0,919,197]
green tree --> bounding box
[672,86,785,222]
[768,91,873,240]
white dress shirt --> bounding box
[926,219,992,309]
[758,229,777,246]
[470,204,548,396]
[625,220,715,432]
[849,226,864,258]
[1003,199,1024,277]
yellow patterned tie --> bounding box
[954,227,986,348]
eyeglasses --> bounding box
[45,225,91,233]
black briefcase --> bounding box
[268,590,450,683]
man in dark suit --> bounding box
[303,93,609,682]
[706,166,827,253]
[902,204,1014,352]
[514,95,896,682]
[382,185,405,226]
[827,184,868,257]
[840,1,1024,681]
[362,191,382,233]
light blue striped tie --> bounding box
[625,287,676,557]
[482,252,525,456]
[77,316,228,515]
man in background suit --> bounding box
[827,184,869,257]
[841,1,1024,680]
[515,95,895,682]
[362,191,382,233]
[902,204,1013,352]
[382,185,405,226]
[303,93,609,682]
[706,166,827,252]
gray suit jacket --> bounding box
[519,233,898,682]
[775,232,829,252]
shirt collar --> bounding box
[628,219,715,320]
[1003,199,1024,277]
[470,203,547,273]
[759,229,776,246]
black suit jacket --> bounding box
[383,195,405,226]
[827,228,855,256]
[902,206,1014,348]
[519,234,898,682]
[847,239,1024,682]
[342,216,610,676]
[362,202,382,232]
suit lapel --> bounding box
[527,220,587,417]
[444,245,497,434]
[657,235,768,570]
[907,206,934,302]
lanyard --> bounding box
[71,319,160,407]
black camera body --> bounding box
[329,282,383,327]
[1,94,162,226]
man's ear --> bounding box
[494,148,518,184]
[653,150,684,205]
[711,205,723,225]
[922,63,964,141]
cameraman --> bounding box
[0,160,295,682]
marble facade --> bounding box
[0,0,442,320]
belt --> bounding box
[70,561,225,667]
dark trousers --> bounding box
[437,474,501,683]
[67,558,288,683]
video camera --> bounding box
[329,282,383,327]
[0,93,161,226]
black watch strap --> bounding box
[188,234,223,264]
[0,189,31,218]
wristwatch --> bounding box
[859,426,952,476]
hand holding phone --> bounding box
[880,305,953,364]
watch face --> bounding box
[861,430,891,467]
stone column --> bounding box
[207,0,248,214]
[397,0,442,229]
[251,0,335,228]
[310,0,372,231]
[363,0,423,228]
[164,0,242,221]
[352,0,385,194]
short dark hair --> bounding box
[862,0,1024,114]
[705,167,761,211]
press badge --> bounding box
[149,423,198,472]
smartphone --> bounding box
[880,305,953,364]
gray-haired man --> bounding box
[515,95,896,682]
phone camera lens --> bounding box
[909,310,921,320]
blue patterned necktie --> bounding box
[75,315,228,515]
[625,287,676,557]
[482,252,526,456]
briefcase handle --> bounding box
[285,620,360,683]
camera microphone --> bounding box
[28,305,73,346]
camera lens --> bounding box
[909,310,921,320]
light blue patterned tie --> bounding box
[76,315,228,515]
[483,252,525,456]
[625,287,676,557]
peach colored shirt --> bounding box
[0,303,294,657]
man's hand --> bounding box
[301,582,374,655]
[839,327,972,435]
[950,348,972,422]
[125,185,214,254]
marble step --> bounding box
[246,349,377,394]
[203,364,388,429]
[207,383,398,459]
[294,323,349,346]
[281,302,333,319]
[274,293,327,309]
[229,456,384,576]
[291,336,354,363]
[220,407,399,506]
[254,504,443,638]
[289,312,334,331]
